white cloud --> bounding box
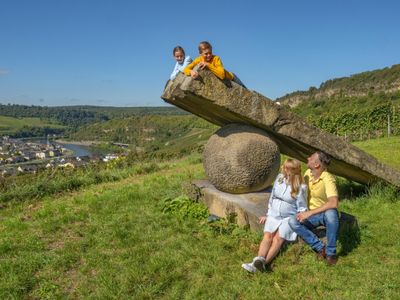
[0,69,10,76]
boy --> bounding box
[183,41,246,88]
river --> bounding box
[58,142,93,157]
[23,138,95,157]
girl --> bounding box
[170,46,192,80]
[242,158,308,273]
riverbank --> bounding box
[55,139,100,146]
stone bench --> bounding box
[187,180,360,247]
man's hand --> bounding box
[259,216,267,224]
[296,211,312,223]
[198,62,209,70]
[297,196,338,223]
[190,70,199,78]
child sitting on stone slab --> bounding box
[183,41,246,88]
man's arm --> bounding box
[297,196,338,222]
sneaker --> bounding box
[252,256,266,272]
[242,262,257,273]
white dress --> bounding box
[264,174,308,241]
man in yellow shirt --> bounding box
[183,41,246,88]
[289,151,339,265]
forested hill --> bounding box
[277,64,400,108]
[274,64,400,140]
[0,104,187,128]
[71,115,217,158]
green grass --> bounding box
[0,138,399,299]
[0,115,65,134]
[0,160,164,204]
[353,136,400,169]
[151,127,215,158]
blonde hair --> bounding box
[281,158,304,198]
[198,41,212,53]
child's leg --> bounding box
[232,74,247,89]
[257,231,275,258]
[265,233,285,264]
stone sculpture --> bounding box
[203,124,280,193]
[161,70,400,188]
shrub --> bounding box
[161,195,209,220]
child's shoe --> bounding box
[252,256,266,272]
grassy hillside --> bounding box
[277,64,400,107]
[67,105,188,118]
[286,92,400,140]
[0,104,186,122]
[354,136,400,169]
[0,137,399,298]
[0,115,66,136]
[70,115,217,157]
[0,104,187,136]
[149,127,215,159]
[274,64,400,140]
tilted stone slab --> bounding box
[161,70,400,187]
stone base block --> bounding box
[189,180,271,231]
[188,180,359,242]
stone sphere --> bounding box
[203,124,280,194]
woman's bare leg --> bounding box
[257,232,275,258]
[265,233,285,264]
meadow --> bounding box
[0,137,399,299]
[0,115,65,135]
[353,136,400,169]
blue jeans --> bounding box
[288,209,339,257]
[232,74,247,89]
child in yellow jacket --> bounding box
[183,41,246,88]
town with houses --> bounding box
[0,136,119,176]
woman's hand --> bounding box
[190,70,199,78]
[259,216,267,224]
[296,211,312,223]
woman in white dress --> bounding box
[242,158,308,273]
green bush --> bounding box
[161,195,209,220]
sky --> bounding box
[0,0,399,107]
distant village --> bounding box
[0,136,120,176]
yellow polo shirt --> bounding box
[304,169,338,210]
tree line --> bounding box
[0,104,109,128]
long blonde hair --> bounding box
[281,158,304,198]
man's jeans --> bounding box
[289,209,339,257]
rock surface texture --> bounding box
[190,180,270,231]
[161,70,400,187]
[203,124,280,193]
